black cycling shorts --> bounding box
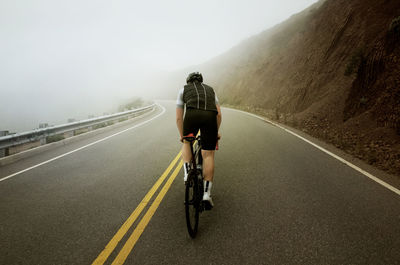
[183,108,218,150]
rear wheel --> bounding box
[185,172,199,238]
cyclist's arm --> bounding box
[215,92,222,132]
[176,107,184,140]
[216,104,222,131]
[176,88,184,141]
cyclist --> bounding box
[176,72,222,209]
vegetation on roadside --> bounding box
[118,97,144,112]
[74,129,89,136]
[93,122,108,130]
[46,134,65,143]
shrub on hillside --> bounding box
[389,16,400,35]
[344,48,364,76]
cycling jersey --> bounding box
[177,81,219,150]
[176,82,219,112]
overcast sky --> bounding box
[0,0,318,132]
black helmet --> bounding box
[186,72,203,84]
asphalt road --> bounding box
[1,101,399,265]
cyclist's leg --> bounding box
[202,150,215,209]
[202,150,215,182]
[200,111,218,181]
[183,109,199,162]
[182,141,192,163]
[182,109,200,180]
[200,111,218,208]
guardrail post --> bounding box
[0,148,6,158]
[40,138,47,145]
[0,131,10,158]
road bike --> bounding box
[183,133,204,238]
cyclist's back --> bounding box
[176,72,222,209]
[182,82,218,113]
[177,80,219,151]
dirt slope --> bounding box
[194,0,400,175]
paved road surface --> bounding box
[1,101,399,265]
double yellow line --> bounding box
[92,151,183,265]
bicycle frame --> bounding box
[188,136,203,172]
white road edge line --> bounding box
[0,104,166,183]
[228,107,400,196]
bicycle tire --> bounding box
[185,172,199,238]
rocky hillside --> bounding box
[186,0,400,175]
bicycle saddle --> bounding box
[182,133,196,142]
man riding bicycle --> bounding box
[176,72,222,209]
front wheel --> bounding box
[185,174,199,238]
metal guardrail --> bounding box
[0,104,156,158]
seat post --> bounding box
[190,141,196,169]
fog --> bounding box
[0,0,318,133]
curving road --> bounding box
[1,101,399,265]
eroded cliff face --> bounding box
[198,0,400,175]
[344,23,400,133]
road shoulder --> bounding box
[224,106,400,193]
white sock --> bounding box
[204,181,212,196]
[183,163,190,181]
